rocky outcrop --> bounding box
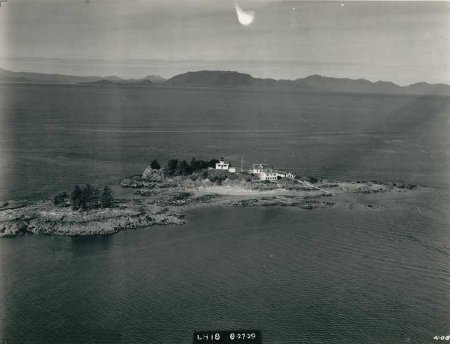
[232,196,334,209]
[141,167,166,182]
[336,181,417,194]
[0,200,184,238]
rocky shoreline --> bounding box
[0,199,185,237]
[0,166,418,237]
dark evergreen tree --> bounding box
[53,192,68,207]
[150,159,161,169]
[90,186,100,209]
[167,159,179,175]
[80,184,95,210]
[177,160,191,175]
[190,158,208,171]
[190,157,198,171]
[208,159,219,168]
[100,186,114,208]
[71,185,82,210]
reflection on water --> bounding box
[70,235,113,256]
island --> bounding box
[0,157,418,237]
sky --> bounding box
[0,0,449,85]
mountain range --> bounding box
[0,68,448,96]
[0,68,166,85]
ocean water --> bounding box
[0,84,449,343]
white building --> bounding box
[215,157,236,173]
[251,163,295,181]
[252,164,268,174]
[259,170,279,181]
[257,169,285,181]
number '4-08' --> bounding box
[433,336,450,340]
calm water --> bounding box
[0,84,449,343]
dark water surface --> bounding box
[0,84,449,343]
[1,84,449,200]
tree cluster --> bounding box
[207,173,228,183]
[165,158,219,176]
[53,185,114,211]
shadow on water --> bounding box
[70,235,113,256]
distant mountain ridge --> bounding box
[0,68,102,84]
[166,71,450,96]
[0,68,167,85]
[0,68,448,96]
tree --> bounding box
[190,157,198,171]
[190,157,208,171]
[80,184,93,210]
[79,184,101,210]
[100,186,114,208]
[53,192,68,207]
[150,159,161,169]
[90,186,100,209]
[71,185,82,210]
[177,160,191,175]
[167,159,179,175]
[208,159,219,168]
